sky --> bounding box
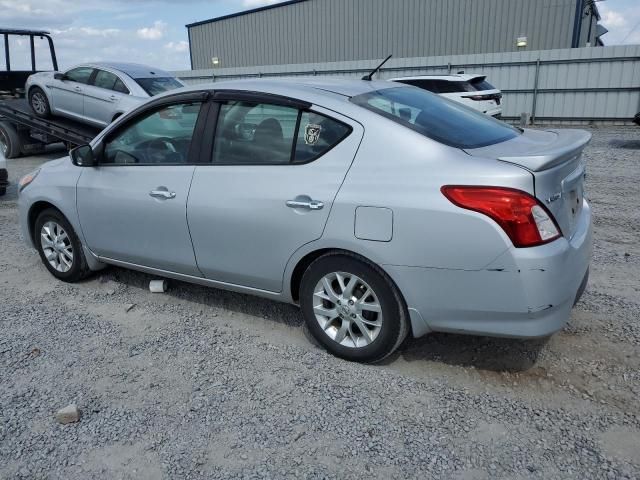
[0,0,639,72]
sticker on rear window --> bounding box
[304,124,322,145]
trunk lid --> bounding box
[465,129,591,239]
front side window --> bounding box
[65,67,94,84]
[103,102,202,165]
[135,77,183,96]
[351,86,519,149]
[212,101,351,165]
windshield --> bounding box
[135,77,183,96]
[351,86,518,149]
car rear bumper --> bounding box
[385,199,593,339]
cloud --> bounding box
[165,41,189,53]
[136,20,167,40]
[599,3,640,44]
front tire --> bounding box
[29,87,51,118]
[300,252,409,363]
[34,209,91,282]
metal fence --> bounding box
[174,45,640,125]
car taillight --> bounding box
[441,186,561,248]
[464,94,491,101]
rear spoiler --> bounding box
[498,129,592,172]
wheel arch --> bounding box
[28,201,62,245]
[289,247,407,310]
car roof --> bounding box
[82,62,175,79]
[180,77,399,99]
[391,74,485,82]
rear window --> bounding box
[135,77,183,96]
[469,77,496,91]
[351,86,518,149]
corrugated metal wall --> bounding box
[188,0,582,70]
[174,45,640,125]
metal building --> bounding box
[186,0,606,70]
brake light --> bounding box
[441,186,561,247]
[464,95,491,101]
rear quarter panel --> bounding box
[318,118,536,271]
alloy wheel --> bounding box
[31,92,47,115]
[40,221,74,273]
[312,272,383,348]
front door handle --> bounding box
[109,95,117,101]
[149,189,176,200]
[74,86,82,92]
[286,199,324,210]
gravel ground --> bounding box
[1,128,639,480]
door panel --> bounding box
[83,70,126,126]
[76,98,206,276]
[188,107,363,292]
[77,166,200,275]
[83,84,122,127]
[50,67,94,120]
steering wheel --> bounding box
[145,137,178,163]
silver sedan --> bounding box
[18,78,592,363]
[25,62,184,127]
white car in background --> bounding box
[391,74,503,117]
[25,62,184,128]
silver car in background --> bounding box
[25,62,184,127]
[18,78,592,363]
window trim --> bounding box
[96,98,211,167]
[205,97,353,167]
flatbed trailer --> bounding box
[0,98,101,158]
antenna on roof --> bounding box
[362,54,393,81]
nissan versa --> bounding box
[18,78,592,363]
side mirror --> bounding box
[70,145,96,167]
[54,73,66,81]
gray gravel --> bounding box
[1,128,639,479]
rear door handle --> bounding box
[109,95,117,101]
[286,199,324,210]
[149,189,176,200]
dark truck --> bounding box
[0,29,100,160]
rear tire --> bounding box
[34,208,91,282]
[300,252,409,363]
[29,87,51,119]
[0,121,22,159]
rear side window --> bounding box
[65,67,94,84]
[294,111,351,164]
[113,78,130,94]
[351,86,518,149]
[397,79,440,93]
[93,70,118,90]
[212,101,351,165]
[435,80,475,93]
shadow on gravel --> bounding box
[102,266,303,327]
[609,139,640,150]
[395,333,547,373]
[97,267,547,372]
